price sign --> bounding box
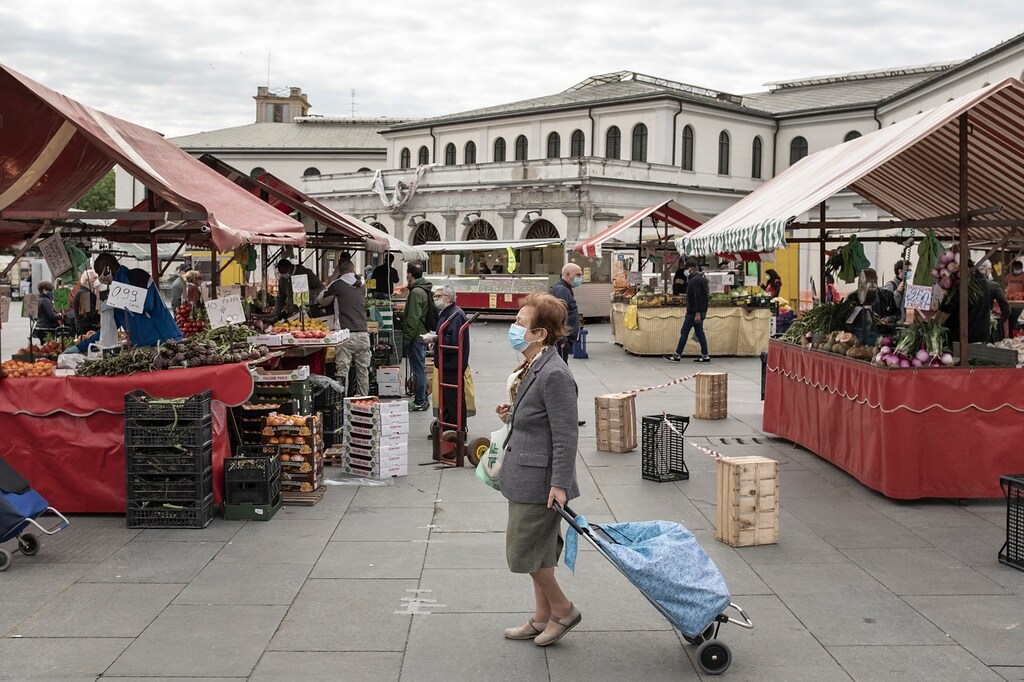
[489,294,497,308]
[904,284,933,311]
[107,281,147,313]
[291,275,309,293]
[23,293,39,319]
[504,294,512,302]
[40,235,72,278]
[206,294,246,328]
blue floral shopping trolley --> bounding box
[557,504,752,675]
[0,455,70,571]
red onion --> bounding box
[915,349,930,363]
[911,358,923,367]
[880,337,893,348]
[899,358,911,368]
[940,353,954,366]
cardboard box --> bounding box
[250,365,309,382]
[594,392,637,453]
[345,440,409,459]
[376,366,402,383]
[376,381,404,397]
[715,455,778,547]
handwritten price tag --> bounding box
[40,235,72,278]
[107,281,147,314]
[291,275,310,293]
[904,284,933,311]
[206,294,246,328]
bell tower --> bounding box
[254,86,310,123]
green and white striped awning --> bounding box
[676,217,790,257]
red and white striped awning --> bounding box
[575,200,705,258]
[679,77,1024,256]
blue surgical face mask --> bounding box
[508,324,531,352]
[572,276,583,288]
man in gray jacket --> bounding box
[318,260,370,396]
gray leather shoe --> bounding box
[504,618,548,640]
[535,604,581,647]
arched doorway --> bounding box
[464,220,497,241]
[525,220,559,239]
[413,222,442,272]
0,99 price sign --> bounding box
[107,281,147,314]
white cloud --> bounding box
[1,0,1020,136]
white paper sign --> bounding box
[23,293,39,319]
[221,284,245,300]
[904,284,933,311]
[291,274,310,293]
[206,294,246,328]
[40,235,72,277]
[107,281,147,313]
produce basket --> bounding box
[642,414,690,482]
[125,417,213,449]
[127,494,214,529]
[124,390,212,421]
[225,447,282,482]
[125,445,213,476]
[126,470,213,504]
[225,475,282,506]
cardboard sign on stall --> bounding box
[904,284,934,311]
[106,282,147,314]
[206,294,246,328]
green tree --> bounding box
[74,170,115,212]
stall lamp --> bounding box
[521,209,543,225]
[461,212,481,228]
[407,213,426,228]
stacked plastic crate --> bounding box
[341,397,409,479]
[261,413,325,501]
[124,390,214,529]
[222,446,283,520]
[313,379,345,450]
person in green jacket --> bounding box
[402,263,433,410]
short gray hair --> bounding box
[437,284,457,301]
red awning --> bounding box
[575,200,705,258]
[0,63,305,250]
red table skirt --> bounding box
[763,340,1024,499]
[0,363,254,513]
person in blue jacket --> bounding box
[75,252,182,351]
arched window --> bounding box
[465,141,477,164]
[751,137,763,179]
[525,220,559,239]
[494,137,506,162]
[681,125,694,171]
[444,143,456,165]
[303,167,321,178]
[412,222,441,245]
[843,130,862,142]
[605,126,621,159]
[465,220,498,241]
[790,136,808,165]
[546,132,561,159]
[370,222,388,234]
[631,123,648,162]
[570,129,585,157]
[717,131,730,175]
[250,166,265,178]
[399,147,411,169]
[417,146,430,165]
[357,167,371,173]
[515,135,528,161]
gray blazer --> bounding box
[499,348,581,504]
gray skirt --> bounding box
[506,501,563,574]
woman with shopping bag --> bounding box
[494,291,582,647]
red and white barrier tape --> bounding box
[624,371,703,396]
[651,411,727,461]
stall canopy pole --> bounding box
[261,244,269,298]
[0,221,48,278]
[818,202,827,300]
[958,113,970,367]
[159,241,188,278]
[147,192,160,286]
[210,247,219,300]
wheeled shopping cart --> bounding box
[556,504,752,675]
[429,312,489,468]
[0,456,70,571]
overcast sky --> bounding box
[1,1,1020,138]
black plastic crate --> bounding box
[999,474,1024,572]
[322,406,344,433]
[225,474,282,505]
[126,445,213,476]
[127,493,214,529]
[125,416,212,449]
[641,414,690,482]
[225,450,281,483]
[125,390,212,421]
[313,377,346,410]
[127,469,213,504]
[322,427,345,448]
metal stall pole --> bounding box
[957,113,970,367]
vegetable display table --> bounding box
[611,303,771,356]
[0,363,254,513]
[763,340,1024,499]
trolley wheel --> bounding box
[18,533,40,556]
[441,430,459,444]
[0,548,11,571]
[696,639,731,675]
[467,437,490,466]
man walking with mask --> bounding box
[318,260,370,396]
[549,262,582,364]
[403,263,434,411]
[664,259,710,363]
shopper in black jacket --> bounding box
[34,281,62,341]
[664,259,710,362]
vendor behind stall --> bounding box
[72,252,182,351]
[1005,260,1024,331]
[34,281,62,341]
[939,260,994,344]
[274,258,324,319]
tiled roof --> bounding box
[170,119,404,151]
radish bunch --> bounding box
[930,250,960,294]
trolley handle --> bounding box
[553,502,592,538]
[467,311,482,324]
[725,603,754,630]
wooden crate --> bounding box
[715,455,778,547]
[694,372,728,420]
[595,392,637,453]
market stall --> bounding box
[678,78,1024,499]
[610,300,772,356]
[0,362,254,513]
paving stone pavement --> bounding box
[2,320,1022,681]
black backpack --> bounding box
[413,285,439,332]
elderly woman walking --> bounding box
[496,291,582,647]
